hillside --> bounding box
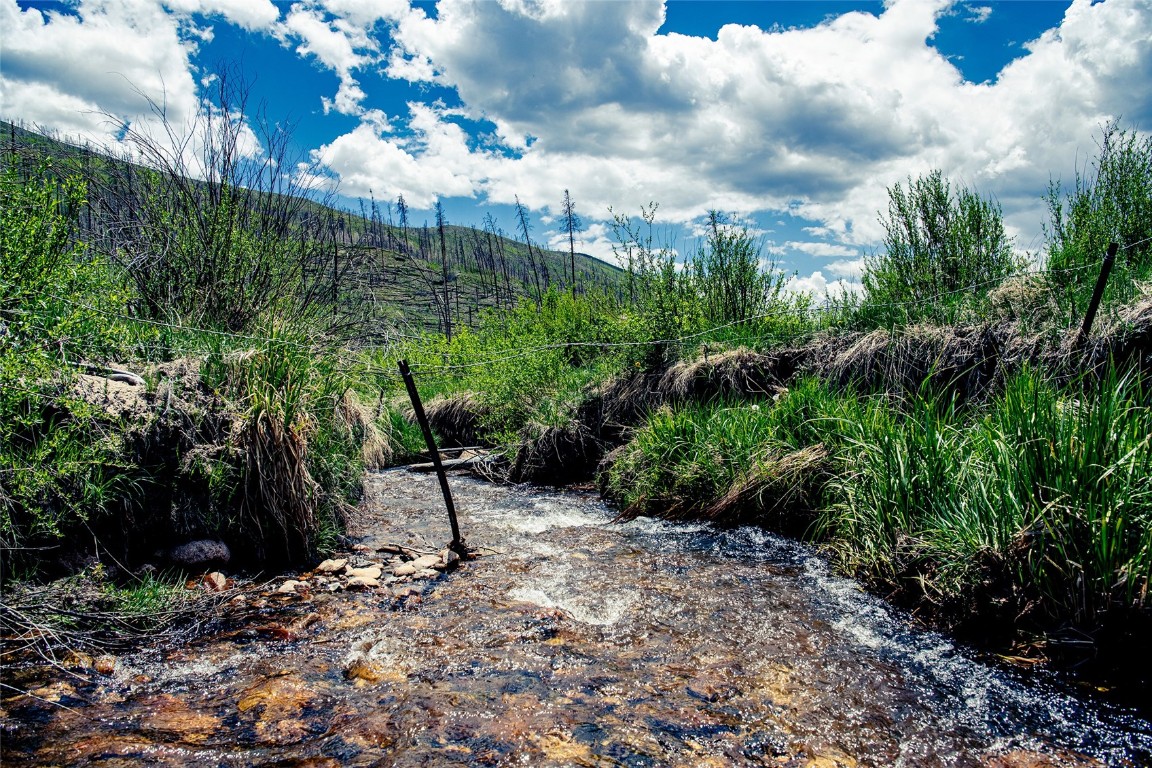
[1,120,624,337]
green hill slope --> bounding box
[1,119,624,337]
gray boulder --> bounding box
[166,539,232,570]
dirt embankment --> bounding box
[429,298,1152,497]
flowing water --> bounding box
[3,469,1151,767]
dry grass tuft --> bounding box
[987,273,1063,325]
[236,410,326,565]
[424,392,491,448]
[657,347,783,402]
[336,390,391,469]
[703,444,828,533]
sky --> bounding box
[2,0,1150,298]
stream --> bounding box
[3,469,1151,766]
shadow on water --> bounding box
[2,469,1151,766]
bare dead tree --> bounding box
[562,189,581,299]
[514,195,544,305]
[435,200,453,341]
[85,65,342,332]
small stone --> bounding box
[277,580,305,594]
[316,558,348,573]
[202,571,228,591]
[345,565,383,580]
[393,586,421,599]
[326,582,343,592]
[413,569,440,580]
[392,563,417,577]
[441,549,461,570]
[411,554,442,570]
[351,544,372,553]
[346,576,380,589]
[94,654,117,676]
[344,658,386,684]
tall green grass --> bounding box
[602,367,1150,631]
[823,367,1152,625]
[607,400,781,517]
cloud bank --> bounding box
[3,0,1150,294]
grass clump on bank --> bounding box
[826,367,1152,629]
[1,154,397,582]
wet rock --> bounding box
[287,613,321,636]
[345,565,383,580]
[393,586,421,599]
[346,576,380,589]
[94,654,117,676]
[411,554,442,571]
[316,558,347,573]
[412,569,440,580]
[139,694,221,745]
[441,549,461,570]
[344,658,387,684]
[392,563,418,577]
[276,580,306,594]
[167,539,231,569]
[202,571,228,591]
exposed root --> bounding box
[509,421,603,486]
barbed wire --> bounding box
[8,252,1145,386]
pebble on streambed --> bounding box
[273,546,461,596]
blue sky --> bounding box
[3,0,1150,297]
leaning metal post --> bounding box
[1076,242,1119,349]
[398,359,465,552]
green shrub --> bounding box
[860,170,1020,327]
[0,163,141,570]
[1045,121,1152,316]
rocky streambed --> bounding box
[2,469,1151,766]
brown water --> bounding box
[3,470,1150,767]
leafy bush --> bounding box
[0,163,140,570]
[860,170,1020,326]
[1045,121,1152,315]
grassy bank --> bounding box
[0,159,412,583]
